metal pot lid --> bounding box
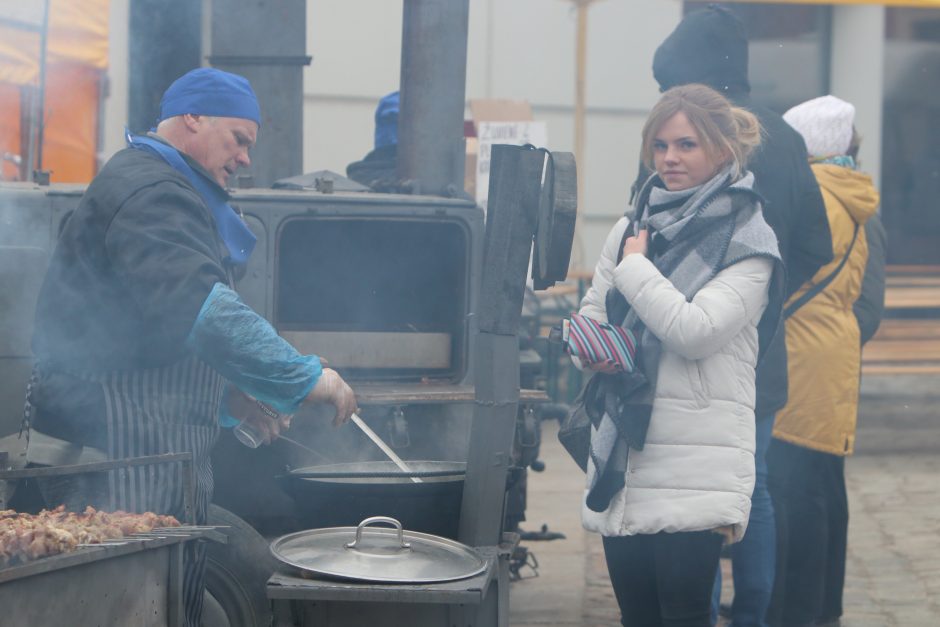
[270,516,486,583]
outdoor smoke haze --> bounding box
[0,186,64,439]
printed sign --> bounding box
[475,121,548,213]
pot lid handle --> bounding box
[344,516,412,552]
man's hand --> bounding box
[226,387,292,445]
[622,229,649,258]
[305,368,358,427]
[240,410,288,445]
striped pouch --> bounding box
[563,314,637,372]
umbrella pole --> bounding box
[34,0,51,177]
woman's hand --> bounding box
[622,229,649,258]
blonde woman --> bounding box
[576,83,782,626]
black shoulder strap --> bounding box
[784,223,860,319]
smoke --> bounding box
[0,186,78,439]
[1,129,488,531]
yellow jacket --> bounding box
[772,164,879,456]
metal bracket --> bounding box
[0,452,197,524]
[517,406,539,448]
[388,407,411,449]
[532,151,577,290]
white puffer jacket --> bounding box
[580,217,773,542]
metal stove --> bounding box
[261,130,576,625]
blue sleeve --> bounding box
[185,283,322,415]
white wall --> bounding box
[303,0,403,178]
[831,5,884,189]
[302,0,682,270]
[563,0,682,269]
[99,0,685,267]
[101,0,128,160]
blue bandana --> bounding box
[159,68,261,127]
[374,91,399,149]
[126,131,257,266]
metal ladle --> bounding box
[350,414,422,484]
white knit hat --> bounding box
[783,95,856,158]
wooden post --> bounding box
[34,0,50,175]
[570,0,600,271]
[574,1,588,195]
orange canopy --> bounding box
[0,0,109,182]
[0,0,109,86]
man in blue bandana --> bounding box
[25,68,357,627]
[346,90,400,189]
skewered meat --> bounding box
[0,506,180,567]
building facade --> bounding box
[704,1,940,269]
[98,1,938,270]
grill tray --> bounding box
[0,526,218,583]
[0,527,219,627]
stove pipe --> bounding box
[397,0,470,197]
[209,0,310,188]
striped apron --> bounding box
[92,356,224,627]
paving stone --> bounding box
[883,609,940,626]
[509,421,940,625]
[842,615,895,627]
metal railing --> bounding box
[0,452,196,524]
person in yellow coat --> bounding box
[766,95,884,627]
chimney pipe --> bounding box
[209,0,310,188]
[397,0,470,197]
[127,0,201,133]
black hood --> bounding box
[653,4,750,98]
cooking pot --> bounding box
[279,461,465,539]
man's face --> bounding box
[186,115,258,187]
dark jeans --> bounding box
[766,439,848,627]
[604,531,724,627]
[712,414,776,627]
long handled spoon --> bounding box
[350,414,422,484]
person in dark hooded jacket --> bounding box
[633,6,833,627]
[346,91,400,190]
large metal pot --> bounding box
[280,461,465,539]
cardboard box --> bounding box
[465,99,538,200]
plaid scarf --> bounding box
[586,166,781,512]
